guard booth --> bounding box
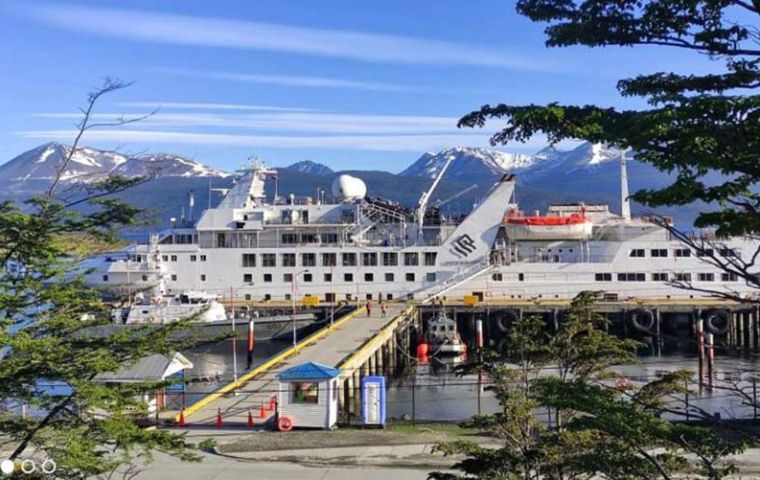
[277,362,340,430]
[361,376,386,426]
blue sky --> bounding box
[0,0,724,173]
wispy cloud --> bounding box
[18,129,545,152]
[17,3,557,70]
[33,111,463,134]
[117,101,317,112]
[155,68,415,92]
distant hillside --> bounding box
[286,160,333,176]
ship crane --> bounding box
[416,155,454,243]
[433,184,478,209]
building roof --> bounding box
[95,352,193,383]
[278,361,341,381]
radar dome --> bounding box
[331,175,367,202]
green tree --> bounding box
[431,292,746,479]
[0,79,206,479]
[460,0,759,238]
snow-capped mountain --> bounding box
[0,143,229,186]
[524,142,624,177]
[400,146,536,179]
[286,160,333,176]
[114,153,229,179]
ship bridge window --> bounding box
[424,252,437,266]
[362,252,378,266]
[651,249,668,258]
[675,249,691,257]
[302,253,316,267]
[262,253,276,267]
[629,249,645,258]
[301,233,318,243]
[242,253,256,267]
[674,273,692,282]
[719,248,738,257]
[201,255,207,262]
[722,272,739,281]
[404,252,419,266]
[321,233,338,244]
[190,255,197,262]
[698,273,715,282]
[652,272,669,281]
[322,253,337,267]
[342,253,357,266]
[282,253,296,267]
[696,248,714,257]
[282,233,298,244]
[595,273,612,282]
[170,255,177,262]
[382,252,398,266]
[618,273,646,282]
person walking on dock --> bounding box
[366,300,372,317]
[380,301,387,318]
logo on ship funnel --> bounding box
[450,234,476,258]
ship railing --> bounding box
[417,259,492,300]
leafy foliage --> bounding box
[459,0,760,236]
[431,292,746,479]
[0,79,206,479]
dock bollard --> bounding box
[247,408,254,427]
[216,408,223,428]
[259,401,266,419]
[178,408,186,427]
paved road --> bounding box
[185,304,407,426]
[135,452,429,480]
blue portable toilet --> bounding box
[361,376,386,426]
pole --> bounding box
[706,332,714,393]
[231,287,238,384]
[247,317,255,370]
[476,318,483,416]
[753,377,758,421]
[292,275,297,349]
[697,318,705,390]
[411,374,416,424]
[330,265,335,327]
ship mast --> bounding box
[620,149,631,221]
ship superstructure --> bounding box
[83,156,760,304]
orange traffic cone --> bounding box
[178,408,186,427]
[268,395,276,412]
[259,401,266,419]
[247,408,254,427]
[216,408,223,428]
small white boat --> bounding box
[425,311,467,356]
[112,291,227,325]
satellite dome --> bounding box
[331,175,367,202]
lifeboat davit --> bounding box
[503,213,593,240]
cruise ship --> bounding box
[81,157,759,306]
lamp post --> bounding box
[292,269,310,349]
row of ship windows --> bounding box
[101,272,436,283]
[629,248,737,258]
[488,272,739,282]
[158,252,439,267]
[594,272,738,282]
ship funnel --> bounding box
[620,149,631,221]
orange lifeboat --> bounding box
[504,212,593,240]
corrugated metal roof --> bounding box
[95,352,192,383]
[278,361,340,380]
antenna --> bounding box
[620,148,631,221]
